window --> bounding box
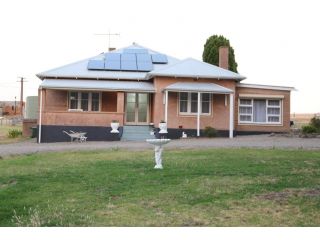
[179,92,188,113]
[69,92,78,109]
[69,92,100,111]
[201,93,210,114]
[190,93,198,113]
[239,98,281,124]
[81,92,89,111]
[91,93,100,111]
[179,92,211,115]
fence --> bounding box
[0,117,22,126]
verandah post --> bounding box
[197,92,200,137]
[229,93,234,138]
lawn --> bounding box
[0,148,319,226]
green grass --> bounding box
[0,148,319,226]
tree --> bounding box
[202,35,238,73]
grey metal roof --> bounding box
[36,44,180,80]
[165,82,233,93]
[37,44,246,81]
[40,79,155,92]
[149,58,245,80]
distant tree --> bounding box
[202,35,238,73]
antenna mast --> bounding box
[94,30,120,51]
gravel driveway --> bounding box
[0,135,320,157]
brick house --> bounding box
[36,44,294,142]
[0,101,24,116]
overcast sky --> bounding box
[0,0,319,113]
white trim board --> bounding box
[237,83,295,91]
[239,94,285,99]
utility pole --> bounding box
[14,96,16,115]
[17,77,27,118]
[94,30,120,51]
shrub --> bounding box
[7,129,22,138]
[204,126,217,138]
[302,125,317,134]
[310,117,320,130]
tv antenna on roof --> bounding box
[94,30,120,52]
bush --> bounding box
[310,117,320,130]
[7,129,22,138]
[302,125,317,134]
[204,126,217,138]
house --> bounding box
[0,101,24,116]
[36,43,294,142]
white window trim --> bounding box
[238,98,282,125]
[68,91,101,112]
[178,92,212,116]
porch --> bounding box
[162,82,234,138]
[38,79,155,142]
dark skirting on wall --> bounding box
[38,125,123,143]
[166,128,233,139]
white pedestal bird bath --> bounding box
[146,138,171,169]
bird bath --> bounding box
[146,139,171,169]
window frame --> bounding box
[178,92,212,116]
[238,98,282,125]
[68,91,101,112]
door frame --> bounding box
[124,92,150,125]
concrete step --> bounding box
[121,125,154,141]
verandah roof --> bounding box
[164,82,233,94]
[39,79,155,92]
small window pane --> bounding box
[127,93,136,103]
[202,101,209,113]
[180,101,188,112]
[69,92,78,109]
[81,92,89,111]
[126,112,135,122]
[268,116,280,122]
[240,115,252,122]
[91,93,100,111]
[268,100,280,106]
[267,107,280,115]
[240,99,252,105]
[191,93,198,101]
[191,101,198,113]
[239,106,252,114]
[180,92,188,101]
[138,111,147,122]
[201,93,210,101]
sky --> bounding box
[0,0,319,113]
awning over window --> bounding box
[40,79,155,92]
[164,82,233,94]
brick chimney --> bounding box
[219,46,229,70]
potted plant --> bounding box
[159,120,168,134]
[110,120,120,133]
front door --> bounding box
[125,93,149,125]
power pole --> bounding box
[17,77,27,118]
[94,30,120,51]
[14,96,16,115]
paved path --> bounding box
[0,135,320,157]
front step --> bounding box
[121,125,154,141]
